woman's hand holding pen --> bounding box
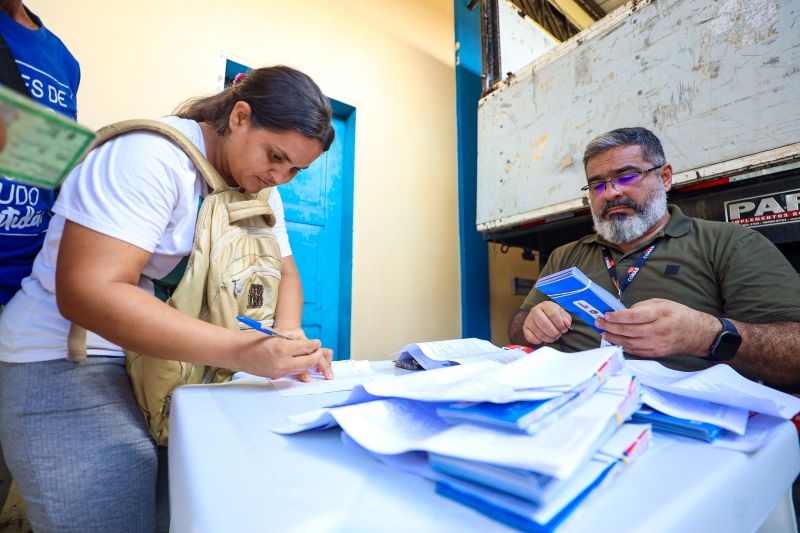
[236,333,334,381]
[260,324,334,382]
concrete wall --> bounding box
[31,0,462,359]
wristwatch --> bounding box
[708,317,741,361]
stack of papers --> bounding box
[535,267,624,331]
[394,338,521,370]
[276,343,652,531]
[435,348,623,434]
[626,360,800,451]
[433,424,652,533]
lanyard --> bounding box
[601,243,657,303]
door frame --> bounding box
[329,99,356,360]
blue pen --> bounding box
[236,316,295,340]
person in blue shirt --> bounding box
[0,0,80,306]
[0,0,80,518]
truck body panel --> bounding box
[477,0,800,232]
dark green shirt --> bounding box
[522,205,800,371]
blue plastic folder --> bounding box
[535,267,624,332]
[631,407,723,442]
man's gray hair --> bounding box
[583,127,667,169]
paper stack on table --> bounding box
[276,343,652,531]
[625,360,800,451]
[394,337,524,370]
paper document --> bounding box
[270,360,384,397]
[272,346,626,434]
[433,423,652,530]
[394,338,520,370]
[0,85,95,188]
[625,360,800,419]
[329,375,641,479]
[641,386,748,435]
[712,414,787,453]
[430,423,651,507]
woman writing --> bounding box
[0,65,335,531]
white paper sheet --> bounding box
[330,375,640,479]
[417,338,503,363]
[364,347,623,403]
[641,386,749,435]
[625,360,800,419]
[712,414,788,453]
[488,346,623,390]
[270,360,385,397]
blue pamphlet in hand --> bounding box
[535,267,624,332]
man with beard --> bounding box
[509,127,800,392]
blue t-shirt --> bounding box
[0,9,80,304]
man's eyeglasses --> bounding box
[581,165,663,195]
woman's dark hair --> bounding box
[175,65,335,151]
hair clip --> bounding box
[233,72,248,85]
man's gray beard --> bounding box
[591,185,668,245]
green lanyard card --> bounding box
[0,84,95,189]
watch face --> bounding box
[712,331,741,361]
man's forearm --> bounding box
[728,320,800,392]
[508,308,531,346]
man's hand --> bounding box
[521,301,572,345]
[597,298,721,358]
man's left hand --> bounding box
[596,298,721,358]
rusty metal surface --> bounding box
[477,0,800,231]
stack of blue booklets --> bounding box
[432,424,652,533]
[631,407,724,442]
[535,267,624,331]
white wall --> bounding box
[31,0,462,359]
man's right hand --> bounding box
[521,301,572,345]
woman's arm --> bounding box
[56,221,331,378]
[273,255,305,338]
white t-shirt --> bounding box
[0,116,292,363]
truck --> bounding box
[476,0,800,271]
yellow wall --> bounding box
[31,0,461,360]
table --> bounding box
[169,363,800,533]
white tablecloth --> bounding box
[169,363,799,533]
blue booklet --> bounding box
[631,407,723,442]
[433,424,652,532]
[535,267,624,332]
[436,394,577,434]
[434,354,618,435]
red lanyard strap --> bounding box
[601,243,657,303]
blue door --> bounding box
[281,106,355,360]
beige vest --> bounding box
[67,119,282,445]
